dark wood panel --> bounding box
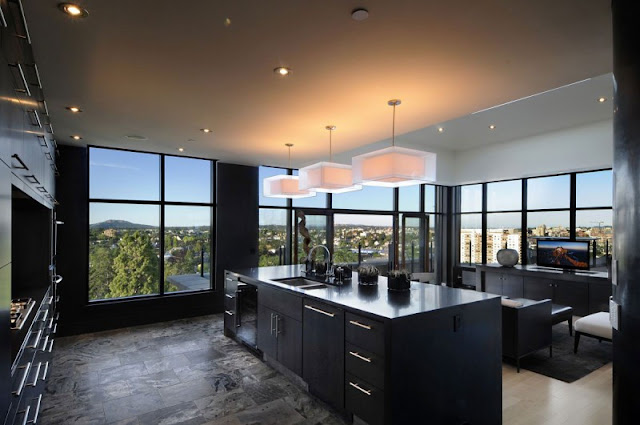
[345,312,385,357]
[256,303,276,359]
[589,282,612,314]
[258,284,302,322]
[303,299,344,410]
[345,342,384,390]
[484,272,502,295]
[277,315,302,376]
[345,373,384,425]
[554,280,589,317]
[523,277,554,301]
[502,274,524,299]
[0,263,10,422]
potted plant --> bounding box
[357,265,379,286]
[388,269,411,292]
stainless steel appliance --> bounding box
[235,283,257,348]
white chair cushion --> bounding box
[574,312,612,339]
[501,299,524,308]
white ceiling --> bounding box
[24,0,612,168]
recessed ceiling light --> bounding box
[201,128,212,133]
[224,17,231,27]
[488,124,496,130]
[66,106,82,113]
[351,8,369,21]
[598,97,607,103]
[437,127,444,133]
[58,3,89,18]
[71,135,82,140]
[178,148,184,152]
[274,67,291,76]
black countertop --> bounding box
[475,264,610,283]
[229,265,500,320]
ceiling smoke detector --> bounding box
[125,135,148,141]
[351,8,369,21]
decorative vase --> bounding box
[496,248,519,267]
[388,276,411,292]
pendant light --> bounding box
[352,99,437,187]
[263,144,317,199]
[298,126,362,193]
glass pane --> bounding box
[424,185,436,212]
[400,214,423,273]
[399,185,420,212]
[259,166,288,207]
[527,175,570,209]
[89,148,160,201]
[526,211,570,264]
[165,156,212,203]
[332,186,393,211]
[333,214,393,275]
[576,170,613,208]
[487,180,521,211]
[460,214,482,264]
[259,209,288,267]
[576,209,613,271]
[292,170,326,208]
[295,211,328,265]
[164,206,211,293]
[89,203,160,300]
[486,213,522,264]
[428,214,436,273]
[460,185,482,212]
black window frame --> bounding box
[87,145,217,304]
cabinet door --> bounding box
[523,277,554,301]
[484,272,502,295]
[303,299,344,410]
[257,303,277,359]
[0,165,10,267]
[276,315,302,376]
[502,275,524,299]
[554,281,589,316]
[589,282,612,314]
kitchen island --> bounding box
[224,265,502,425]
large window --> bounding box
[88,148,215,301]
[258,166,442,279]
[456,169,613,271]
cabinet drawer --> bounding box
[224,308,237,333]
[225,273,238,295]
[259,284,302,321]
[345,342,384,390]
[346,312,385,357]
[345,373,384,425]
[224,293,236,312]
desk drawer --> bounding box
[345,373,384,425]
[345,342,384,390]
[346,312,385,357]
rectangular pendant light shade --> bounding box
[352,146,437,187]
[263,175,316,199]
[298,162,362,193]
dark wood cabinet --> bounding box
[485,272,503,295]
[0,165,10,268]
[589,283,612,314]
[256,295,302,376]
[523,277,554,300]
[554,280,589,316]
[0,264,10,423]
[302,299,344,410]
[485,272,523,298]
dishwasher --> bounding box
[235,282,258,348]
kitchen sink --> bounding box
[273,277,327,290]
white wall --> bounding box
[453,119,613,185]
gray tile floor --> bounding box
[40,314,348,425]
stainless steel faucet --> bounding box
[306,245,333,277]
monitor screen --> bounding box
[536,240,590,270]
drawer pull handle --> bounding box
[225,294,235,299]
[270,313,275,335]
[17,406,30,425]
[349,320,372,330]
[26,330,42,349]
[349,351,372,363]
[47,339,54,353]
[29,394,43,424]
[13,362,31,396]
[11,154,29,170]
[225,277,233,282]
[305,305,335,318]
[224,310,234,316]
[25,175,40,184]
[39,335,49,352]
[27,362,42,387]
[41,361,50,381]
[349,381,372,396]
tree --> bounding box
[89,245,116,300]
[109,231,159,298]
